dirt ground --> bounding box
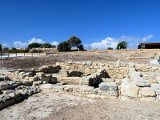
[0,49,159,70]
[0,90,160,120]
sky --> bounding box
[0,0,160,49]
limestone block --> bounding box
[121,82,139,98]
[59,70,68,77]
[99,82,118,96]
[85,68,91,75]
[141,87,156,97]
[151,83,160,95]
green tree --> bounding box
[67,36,81,48]
[57,41,71,52]
[28,43,42,49]
[3,47,9,52]
[41,43,53,48]
[116,41,128,49]
[78,44,84,51]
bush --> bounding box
[116,41,128,49]
[107,47,113,50]
[57,41,71,52]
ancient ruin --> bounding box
[1,58,160,110]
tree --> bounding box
[3,47,9,52]
[0,44,2,51]
[67,36,81,48]
[116,41,128,49]
[78,44,84,51]
[57,41,71,52]
[28,43,42,49]
[41,43,53,48]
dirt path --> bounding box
[1,90,160,120]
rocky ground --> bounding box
[1,50,160,120]
[1,90,160,120]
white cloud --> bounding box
[13,41,28,48]
[90,37,118,50]
[2,43,8,47]
[28,38,45,44]
[142,34,153,42]
[88,34,153,50]
[13,37,59,48]
[51,41,59,46]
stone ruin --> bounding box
[1,60,160,109]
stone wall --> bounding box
[56,60,160,83]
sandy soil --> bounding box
[0,90,160,120]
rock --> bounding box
[59,70,68,77]
[39,65,61,73]
[141,87,156,97]
[40,84,53,89]
[68,70,83,77]
[49,77,57,84]
[22,80,32,86]
[33,81,42,86]
[128,62,135,67]
[151,83,160,95]
[135,79,150,87]
[0,75,6,81]
[121,81,139,98]
[79,76,90,85]
[129,71,150,87]
[99,82,118,96]
[36,72,45,77]
[102,78,114,83]
[149,59,160,65]
[0,81,10,90]
[29,76,39,82]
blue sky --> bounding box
[0,0,160,49]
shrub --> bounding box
[57,41,71,52]
[107,47,113,50]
